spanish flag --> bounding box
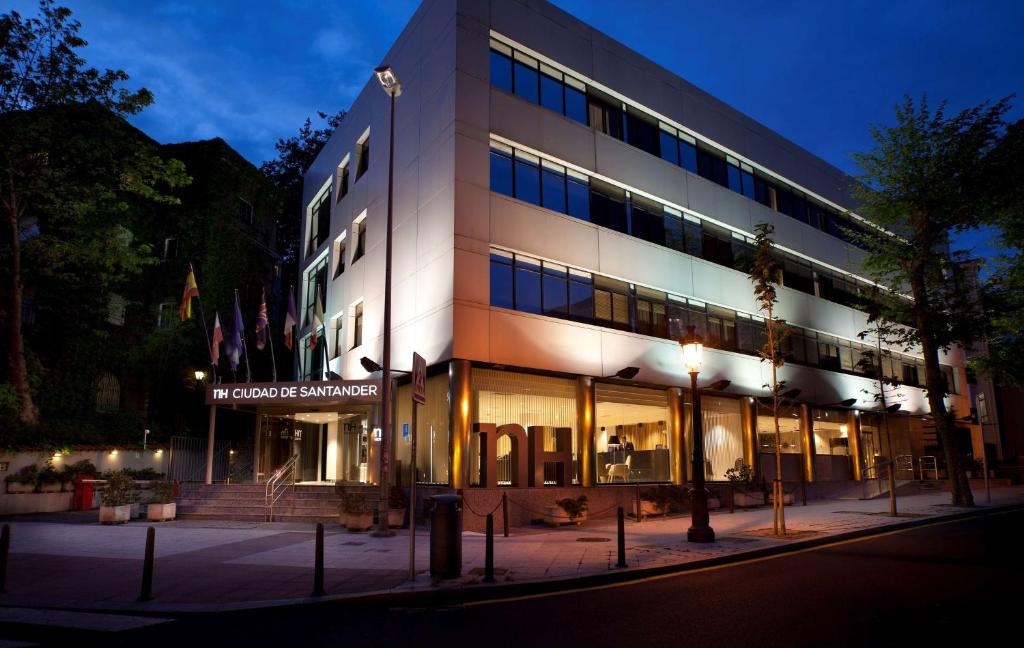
[179,264,200,321]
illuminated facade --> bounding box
[288,0,975,492]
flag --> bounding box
[179,264,199,321]
[211,311,224,365]
[255,288,269,351]
[309,293,324,349]
[229,292,245,371]
[284,286,298,351]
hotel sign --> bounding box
[206,380,381,406]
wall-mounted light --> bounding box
[154,449,163,455]
[194,369,207,381]
[110,449,119,456]
[839,424,849,437]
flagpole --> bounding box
[266,295,278,383]
[190,262,216,380]
[236,289,253,383]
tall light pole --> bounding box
[371,64,401,538]
[681,325,715,543]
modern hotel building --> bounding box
[265,0,976,496]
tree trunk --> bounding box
[4,195,38,426]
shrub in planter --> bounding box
[336,484,372,531]
[146,481,177,521]
[638,485,684,518]
[5,465,39,493]
[37,463,63,493]
[546,495,589,526]
[725,462,762,507]
[387,485,408,528]
[100,470,137,524]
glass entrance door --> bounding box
[340,414,369,482]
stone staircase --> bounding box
[177,483,381,523]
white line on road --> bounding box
[0,608,172,632]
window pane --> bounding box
[569,280,593,321]
[565,85,587,124]
[590,183,627,233]
[612,293,630,328]
[514,157,541,205]
[664,213,684,252]
[490,255,514,309]
[626,113,658,156]
[631,200,665,246]
[490,149,513,197]
[567,176,590,221]
[680,141,697,173]
[490,50,513,92]
[683,220,703,257]
[727,163,742,193]
[741,170,755,200]
[659,132,679,165]
[541,168,567,213]
[513,62,538,103]
[514,258,542,314]
[539,73,564,114]
[542,272,568,316]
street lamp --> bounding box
[371,64,401,538]
[680,325,715,543]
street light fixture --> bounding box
[194,369,207,382]
[603,366,640,380]
[680,325,715,543]
[371,64,401,538]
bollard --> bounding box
[484,514,495,583]
[312,522,325,596]
[616,507,627,568]
[138,526,155,602]
[729,482,735,514]
[0,523,9,593]
[502,492,509,538]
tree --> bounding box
[0,0,187,425]
[747,221,790,535]
[851,95,1014,506]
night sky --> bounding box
[13,0,1022,257]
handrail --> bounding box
[919,455,939,481]
[264,454,298,522]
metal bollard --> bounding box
[616,507,627,568]
[312,522,325,596]
[138,526,155,602]
[502,492,509,538]
[0,523,9,593]
[484,514,495,583]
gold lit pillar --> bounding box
[847,410,863,481]
[449,359,472,490]
[741,396,758,477]
[800,403,815,483]
[577,377,596,486]
[667,387,685,485]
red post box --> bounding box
[72,475,95,510]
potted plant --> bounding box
[4,465,38,494]
[146,481,177,521]
[725,462,763,508]
[336,483,372,531]
[37,463,63,493]
[545,495,589,526]
[387,485,408,528]
[99,470,136,524]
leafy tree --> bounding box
[850,95,1014,506]
[747,222,790,535]
[0,0,188,425]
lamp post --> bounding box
[372,65,401,538]
[681,325,715,543]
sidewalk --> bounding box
[1,487,1022,613]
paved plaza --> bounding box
[1,487,1022,613]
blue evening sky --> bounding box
[13,0,1023,257]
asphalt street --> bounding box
[2,506,1021,647]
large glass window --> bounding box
[757,406,802,454]
[589,179,627,234]
[513,150,541,205]
[688,396,744,481]
[597,383,672,483]
[813,409,850,457]
[568,269,594,321]
[625,110,659,156]
[630,195,665,246]
[489,144,514,197]
[539,68,564,114]
[489,48,513,92]
[564,78,587,125]
[594,275,631,331]
[514,255,542,314]
[308,187,332,256]
[541,262,569,317]
[635,287,668,338]
[588,92,623,140]
[513,53,539,103]
[567,171,590,221]
[541,160,567,213]
[303,257,328,326]
[395,374,451,484]
[490,250,514,310]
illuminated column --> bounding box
[800,403,815,483]
[449,359,472,490]
[577,377,596,487]
[741,396,758,477]
[667,387,686,485]
[205,406,216,485]
[847,410,863,481]
[367,403,380,485]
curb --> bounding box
[1,501,1020,617]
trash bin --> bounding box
[72,476,94,511]
[429,494,462,579]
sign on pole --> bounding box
[412,352,427,405]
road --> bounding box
[2,507,1021,647]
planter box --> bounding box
[707,498,721,510]
[99,504,131,524]
[635,500,669,518]
[342,512,373,532]
[61,481,75,492]
[39,481,62,493]
[130,503,141,518]
[146,502,176,521]
[543,505,588,527]
[386,507,406,528]
[5,482,35,494]
[768,493,795,505]
[733,492,764,508]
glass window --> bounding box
[813,409,851,459]
[514,255,542,314]
[568,270,593,321]
[489,146,514,197]
[539,72,564,114]
[740,165,755,200]
[659,130,679,166]
[664,211,685,253]
[693,396,744,481]
[489,49,513,92]
[589,180,627,234]
[490,251,514,310]
[626,111,659,156]
[683,217,703,258]
[679,139,697,174]
[541,163,567,213]
[564,78,587,125]
[727,160,742,194]
[706,305,737,351]
[352,303,363,348]
[630,196,665,246]
[395,374,451,484]
[542,262,568,316]
[635,287,668,338]
[757,406,803,457]
[355,137,369,180]
[588,94,623,140]
[567,173,590,221]
[513,152,541,205]
[594,275,631,330]
[597,383,672,483]
[513,61,539,103]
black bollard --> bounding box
[484,513,495,583]
[0,523,9,593]
[616,507,627,568]
[502,492,509,538]
[312,522,325,596]
[138,526,155,602]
